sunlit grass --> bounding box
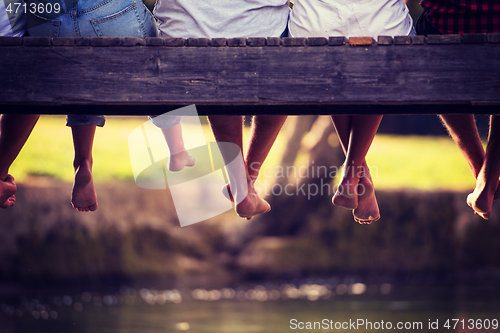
[366,135,476,191]
[9,115,476,191]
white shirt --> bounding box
[289,0,413,38]
[154,0,290,38]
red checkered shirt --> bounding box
[420,0,500,34]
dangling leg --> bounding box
[245,115,288,181]
[161,123,195,172]
[208,115,285,219]
[0,114,39,208]
[71,124,98,212]
[439,114,500,200]
[467,115,500,219]
[331,115,382,223]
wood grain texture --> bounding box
[1,41,499,115]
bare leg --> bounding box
[71,124,98,212]
[160,124,195,172]
[331,115,382,224]
[246,115,287,180]
[0,114,39,208]
[208,115,285,219]
[467,115,500,219]
[439,114,500,200]
[440,115,485,178]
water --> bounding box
[1,283,499,333]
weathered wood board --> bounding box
[0,35,499,115]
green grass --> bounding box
[10,115,477,191]
[366,135,476,191]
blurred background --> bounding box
[2,1,500,332]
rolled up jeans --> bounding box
[27,0,159,127]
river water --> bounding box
[1,281,499,333]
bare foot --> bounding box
[332,171,358,210]
[168,151,195,172]
[225,183,270,219]
[353,175,380,224]
[1,175,17,209]
[467,180,495,220]
[72,161,97,212]
[235,190,271,220]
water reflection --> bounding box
[1,281,499,333]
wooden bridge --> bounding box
[1,34,499,115]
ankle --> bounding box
[73,158,92,171]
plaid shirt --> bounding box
[420,0,500,34]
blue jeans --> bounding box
[27,0,159,127]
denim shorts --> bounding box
[27,0,159,127]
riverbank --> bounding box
[1,179,499,288]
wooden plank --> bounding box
[377,36,393,45]
[52,37,75,46]
[146,37,163,46]
[75,37,91,46]
[462,34,488,44]
[123,37,146,47]
[307,37,328,46]
[91,37,122,46]
[24,37,51,46]
[328,37,346,46]
[283,37,306,46]
[267,37,282,46]
[1,104,497,116]
[411,36,426,45]
[211,38,227,47]
[228,37,246,47]
[247,38,266,47]
[0,42,499,112]
[427,35,461,44]
[348,37,374,46]
[394,36,412,45]
[487,34,500,43]
[0,37,23,46]
[163,38,185,47]
[187,38,209,47]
